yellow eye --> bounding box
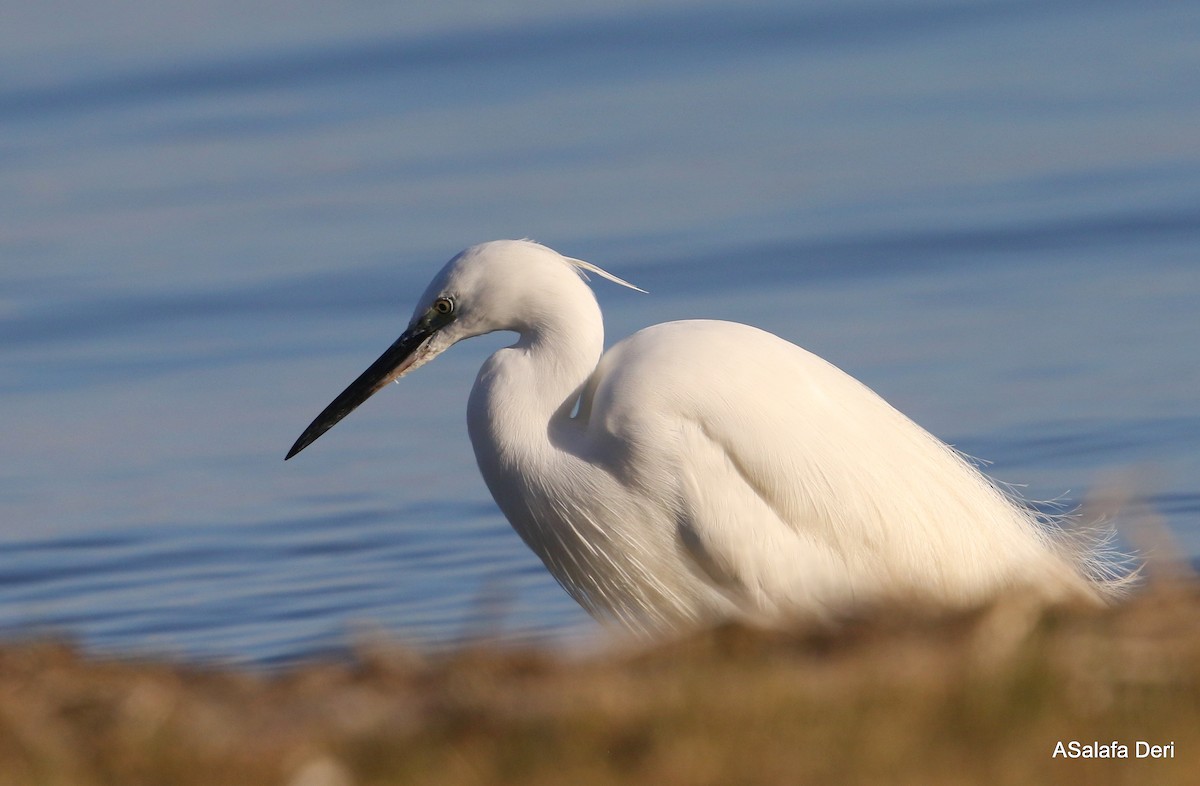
[433,297,454,315]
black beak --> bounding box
[285,323,433,460]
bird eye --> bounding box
[433,297,454,315]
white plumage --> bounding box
[288,239,1122,634]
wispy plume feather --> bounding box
[565,256,648,294]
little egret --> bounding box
[287,240,1122,633]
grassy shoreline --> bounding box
[1,580,1198,786]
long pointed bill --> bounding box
[285,324,436,460]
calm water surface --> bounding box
[2,0,1198,665]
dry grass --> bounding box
[1,579,1198,786]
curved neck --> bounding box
[467,294,604,475]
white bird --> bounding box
[287,239,1122,634]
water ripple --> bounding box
[1,0,1054,120]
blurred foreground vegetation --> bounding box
[1,578,1198,786]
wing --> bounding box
[586,320,1084,618]
[586,320,884,616]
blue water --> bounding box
[2,0,1198,666]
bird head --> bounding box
[284,239,640,460]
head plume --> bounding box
[563,256,647,294]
